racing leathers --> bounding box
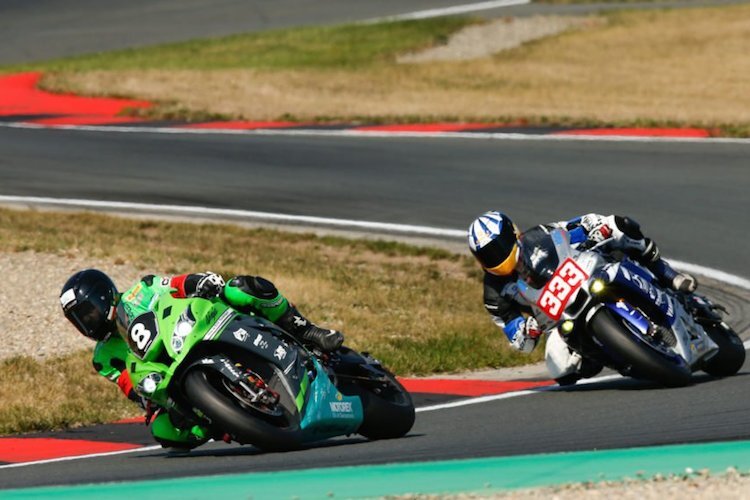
[483,214,696,380]
[93,272,343,449]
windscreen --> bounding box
[516,226,560,289]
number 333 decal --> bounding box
[127,312,159,359]
[537,259,589,321]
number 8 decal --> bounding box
[130,323,151,350]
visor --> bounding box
[473,221,519,273]
[66,300,106,339]
[485,244,519,276]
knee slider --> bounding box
[229,275,278,300]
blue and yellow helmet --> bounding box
[468,211,520,276]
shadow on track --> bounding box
[556,370,749,393]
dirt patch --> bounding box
[404,467,750,499]
[0,252,144,360]
[398,16,600,63]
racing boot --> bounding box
[672,272,698,293]
[276,305,344,352]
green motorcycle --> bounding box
[125,295,415,451]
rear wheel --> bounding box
[183,367,302,451]
[589,308,691,387]
[701,324,746,377]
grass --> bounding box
[3,5,749,135]
[0,351,140,434]
[535,0,672,3]
[0,207,539,434]
[2,17,475,73]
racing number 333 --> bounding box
[538,258,589,320]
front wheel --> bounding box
[330,348,414,440]
[183,368,302,451]
[589,308,692,387]
[358,371,415,440]
[701,323,746,377]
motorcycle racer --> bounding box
[468,211,698,385]
[60,269,344,449]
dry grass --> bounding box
[0,351,140,434]
[1,207,543,433]
[40,5,750,132]
[0,208,536,376]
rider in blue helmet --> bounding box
[468,211,697,385]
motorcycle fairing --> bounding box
[299,358,363,440]
[604,260,677,326]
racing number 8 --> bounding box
[130,323,151,350]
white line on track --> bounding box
[418,339,750,413]
[0,195,465,239]
[1,194,749,290]
[416,374,624,413]
[364,0,530,22]
[0,445,162,470]
[3,121,750,145]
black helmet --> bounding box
[467,211,520,276]
[60,269,118,341]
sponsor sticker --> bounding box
[125,284,143,302]
[233,328,248,342]
[329,401,353,413]
[274,345,287,360]
[253,333,269,349]
[60,289,76,308]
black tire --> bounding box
[555,374,581,386]
[702,324,746,377]
[346,371,415,440]
[183,368,302,451]
[589,308,692,387]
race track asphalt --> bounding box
[1,0,750,489]
[0,127,748,276]
[0,126,749,488]
[0,362,749,488]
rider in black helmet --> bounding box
[61,268,344,449]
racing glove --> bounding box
[580,214,613,244]
[195,272,225,298]
[505,316,542,353]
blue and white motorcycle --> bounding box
[515,226,745,387]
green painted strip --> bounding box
[4,440,750,499]
[295,371,309,412]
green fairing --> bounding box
[92,335,129,381]
[223,282,289,322]
[113,277,366,449]
[150,411,208,447]
[118,275,175,326]
[109,275,208,445]
[125,296,236,407]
